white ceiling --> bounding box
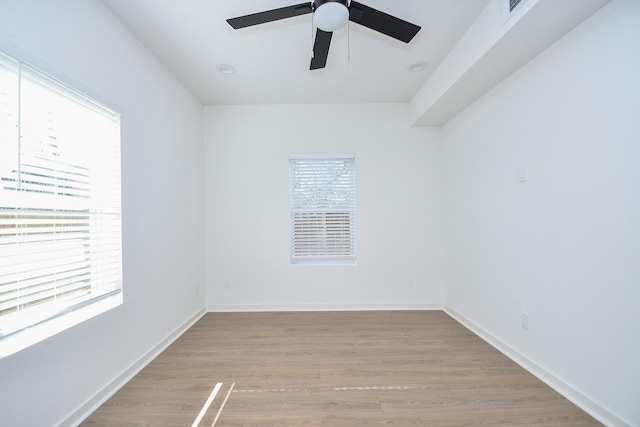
[100,0,490,105]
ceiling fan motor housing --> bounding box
[313,0,349,32]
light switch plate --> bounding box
[519,165,528,182]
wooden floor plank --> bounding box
[82,311,600,426]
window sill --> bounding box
[0,292,123,360]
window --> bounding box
[289,154,356,265]
[0,49,122,358]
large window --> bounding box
[0,49,122,358]
[289,154,356,265]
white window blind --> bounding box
[289,154,356,265]
[0,50,122,357]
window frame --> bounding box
[289,154,356,266]
[0,45,122,359]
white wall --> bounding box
[204,104,443,310]
[441,0,640,425]
[1,0,636,425]
[0,1,205,425]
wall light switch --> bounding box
[518,165,528,182]
[521,312,530,330]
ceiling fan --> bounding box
[226,0,421,70]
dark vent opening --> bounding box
[510,0,523,12]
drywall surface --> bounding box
[442,0,640,424]
[410,0,611,126]
[0,1,205,425]
[204,103,443,310]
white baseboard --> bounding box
[207,303,443,312]
[61,307,207,427]
[443,305,630,427]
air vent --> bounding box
[509,0,524,13]
[502,0,528,23]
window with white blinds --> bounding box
[0,49,122,358]
[289,155,356,265]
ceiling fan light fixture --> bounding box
[314,0,349,32]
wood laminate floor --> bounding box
[82,311,601,426]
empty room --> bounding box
[0,0,638,426]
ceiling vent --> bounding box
[509,0,525,13]
[502,0,528,23]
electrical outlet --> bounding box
[194,282,199,295]
[407,275,414,287]
[223,278,231,289]
[521,312,530,331]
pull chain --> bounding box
[347,19,351,65]
[346,0,351,66]
[311,2,315,60]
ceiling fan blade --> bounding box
[227,2,313,29]
[310,29,333,70]
[348,1,421,43]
